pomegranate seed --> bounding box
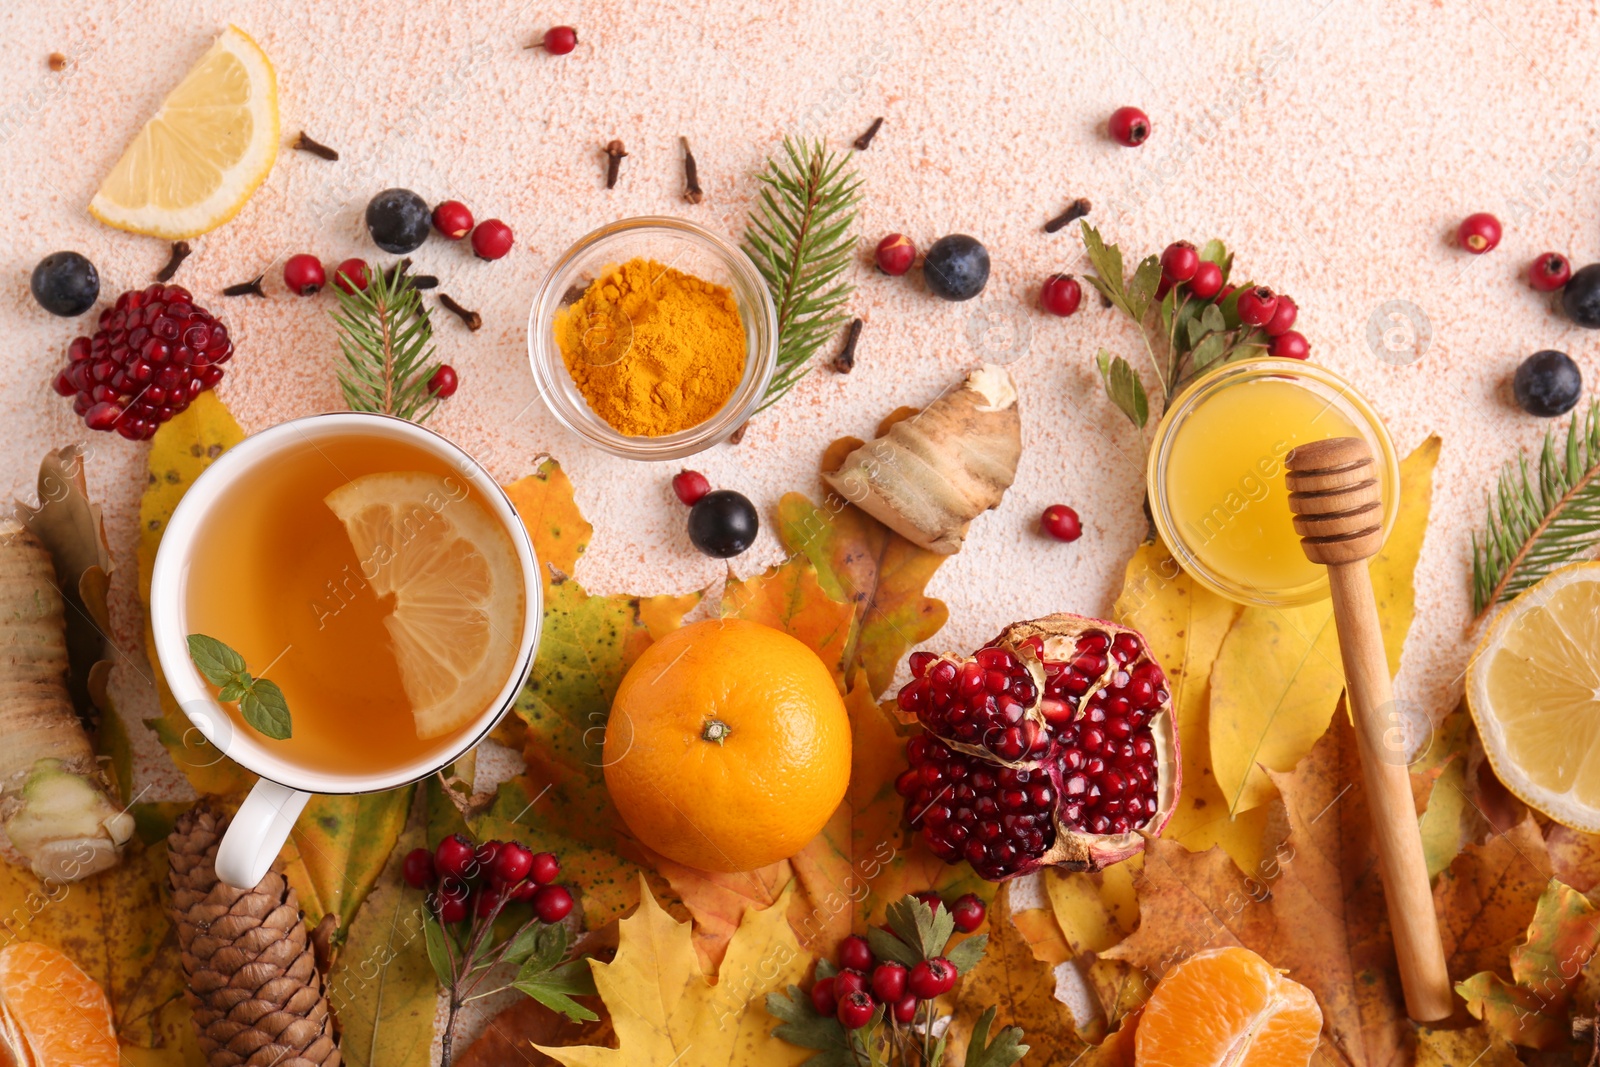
[1159,241,1199,284]
[1530,252,1572,292]
[1263,295,1298,337]
[427,364,459,398]
[837,990,875,1030]
[838,934,874,972]
[811,976,837,1016]
[1235,286,1279,327]
[402,848,436,888]
[432,199,475,239]
[673,469,712,505]
[533,884,574,923]
[1040,273,1082,317]
[1107,106,1151,147]
[876,233,917,275]
[333,259,371,294]
[1269,331,1310,361]
[1458,212,1501,254]
[540,25,578,54]
[1041,505,1081,542]
[1188,260,1223,299]
[471,219,515,260]
[283,254,325,296]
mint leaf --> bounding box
[187,633,246,686]
[240,679,292,740]
[514,959,598,1023]
[963,1006,1028,1067]
[217,681,249,703]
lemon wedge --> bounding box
[1468,561,1600,831]
[89,25,278,239]
[325,472,525,740]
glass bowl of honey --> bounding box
[1146,359,1401,607]
[528,216,778,461]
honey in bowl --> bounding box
[182,433,526,774]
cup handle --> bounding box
[215,779,310,888]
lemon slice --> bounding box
[1468,561,1600,830]
[89,25,278,239]
[325,472,524,740]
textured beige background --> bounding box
[2,1,1594,802]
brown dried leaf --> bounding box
[1434,814,1551,981]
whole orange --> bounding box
[604,618,851,873]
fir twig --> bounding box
[329,259,442,422]
[1473,401,1600,618]
[742,137,861,412]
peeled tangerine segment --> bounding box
[0,941,119,1067]
[1135,947,1322,1067]
[1470,561,1600,829]
[325,472,523,740]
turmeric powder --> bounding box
[555,258,746,436]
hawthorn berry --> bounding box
[838,934,874,973]
[333,258,370,294]
[907,957,957,999]
[1188,260,1223,299]
[471,219,515,260]
[834,969,869,1000]
[1269,330,1310,360]
[950,893,986,933]
[1530,252,1572,292]
[672,469,712,506]
[1458,212,1501,254]
[436,881,470,923]
[508,879,539,902]
[402,847,436,888]
[893,995,919,1024]
[427,364,459,399]
[1159,241,1199,284]
[283,254,325,296]
[871,962,908,1002]
[913,891,944,913]
[434,834,475,880]
[837,991,875,1030]
[811,976,838,1017]
[1040,273,1082,317]
[1264,295,1298,337]
[875,233,917,276]
[534,884,574,923]
[530,851,561,885]
[476,885,504,918]
[1041,504,1082,543]
[1108,106,1151,147]
[1236,286,1279,328]
[540,26,578,54]
[493,842,534,884]
[433,199,474,239]
[475,840,503,873]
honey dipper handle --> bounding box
[1326,560,1454,1022]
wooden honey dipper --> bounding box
[1285,436,1453,1023]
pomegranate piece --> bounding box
[895,612,1181,881]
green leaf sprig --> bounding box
[743,137,862,413]
[1079,222,1271,430]
[328,258,443,423]
[1472,400,1600,618]
[186,634,292,740]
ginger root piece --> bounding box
[824,363,1022,554]
[0,521,132,881]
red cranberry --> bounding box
[811,976,838,1016]
[530,851,560,884]
[471,219,515,260]
[434,834,476,880]
[540,26,578,54]
[893,995,919,1024]
[1531,252,1572,292]
[1107,106,1151,147]
[1458,213,1501,254]
[432,199,475,240]
[950,893,986,933]
[427,364,458,398]
[1264,295,1298,336]
[834,969,869,999]
[907,958,956,999]
[1040,273,1082,317]
[402,847,436,888]
[493,842,534,884]
[1235,286,1279,328]
[283,254,325,296]
[1269,330,1310,360]
[673,469,712,505]
[837,990,875,1030]
[875,233,917,276]
[871,962,907,1002]
[1041,504,1081,543]
[534,884,574,923]
[838,934,874,973]
[1159,241,1198,283]
[1188,261,1223,299]
[333,259,370,294]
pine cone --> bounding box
[167,801,341,1067]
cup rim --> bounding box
[149,411,542,795]
[1145,359,1401,607]
[526,215,778,461]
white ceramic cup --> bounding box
[150,412,541,888]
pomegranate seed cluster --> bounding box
[53,285,231,440]
[894,615,1178,881]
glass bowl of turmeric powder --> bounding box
[528,216,778,460]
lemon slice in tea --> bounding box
[89,25,278,239]
[325,472,523,740]
[1468,561,1600,831]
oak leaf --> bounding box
[534,875,809,1067]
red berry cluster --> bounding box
[405,834,571,925]
[1157,241,1308,360]
[810,893,985,1031]
[52,285,231,439]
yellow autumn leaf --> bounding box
[535,875,809,1067]
[1113,541,1270,871]
[1210,436,1440,815]
[1043,858,1140,957]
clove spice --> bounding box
[831,317,863,374]
[438,293,481,331]
[292,131,339,161]
[47,52,66,72]
[410,275,439,290]
[681,137,703,204]
[222,273,267,298]
[156,241,192,282]
[1043,198,1092,234]
[728,421,749,445]
[853,116,885,151]
[604,140,628,189]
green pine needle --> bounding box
[329,260,443,423]
[743,137,862,412]
[1473,400,1600,618]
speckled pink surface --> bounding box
[2,2,1594,806]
